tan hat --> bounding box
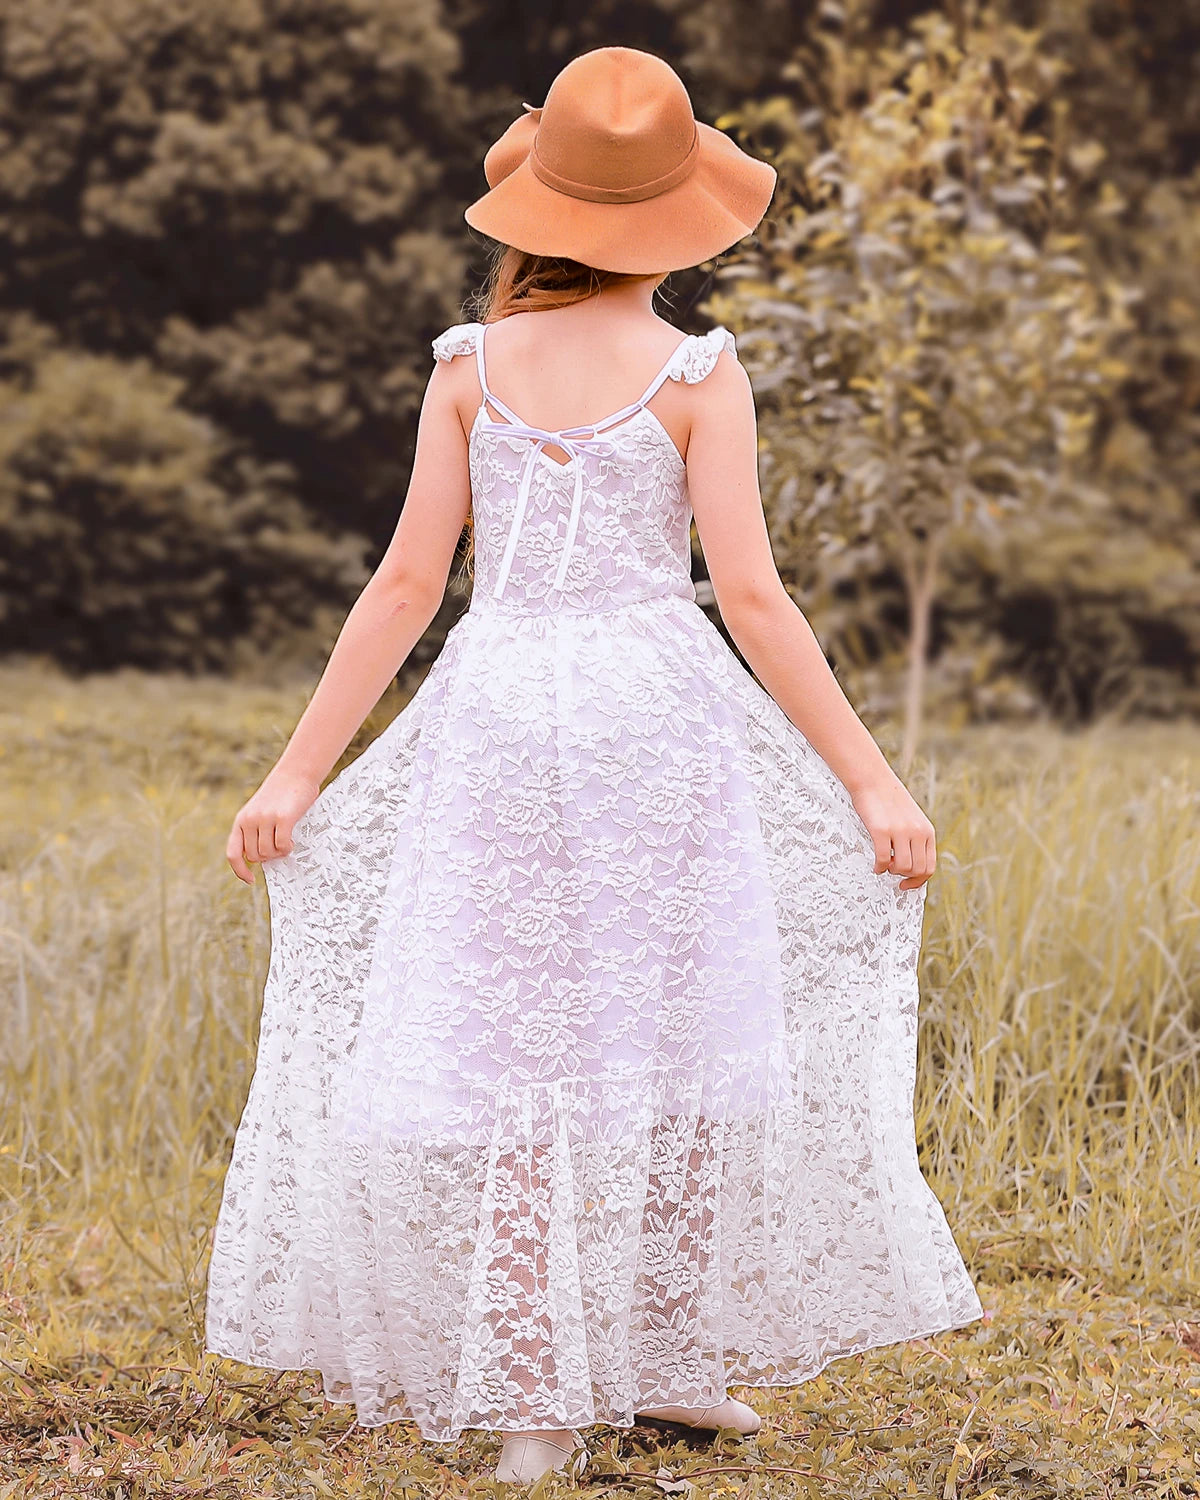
[463,46,777,275]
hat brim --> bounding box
[463,120,776,275]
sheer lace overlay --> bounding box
[204,321,983,1440]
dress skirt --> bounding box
[203,591,983,1440]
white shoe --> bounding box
[634,1397,761,1436]
[494,1427,588,1484]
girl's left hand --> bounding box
[849,772,937,891]
[226,770,321,884]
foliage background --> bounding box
[0,0,1197,727]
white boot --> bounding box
[634,1397,761,1435]
[494,1427,588,1484]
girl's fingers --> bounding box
[898,834,937,890]
[890,836,915,876]
[251,817,274,863]
[255,813,297,862]
[226,821,255,884]
[870,827,892,874]
[227,795,303,883]
[230,805,298,874]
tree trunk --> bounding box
[947,0,969,51]
[900,538,939,775]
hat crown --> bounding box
[465,44,777,274]
[532,48,698,200]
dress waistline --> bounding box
[464,588,698,622]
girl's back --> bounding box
[469,305,698,462]
[432,307,740,613]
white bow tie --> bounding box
[482,418,623,600]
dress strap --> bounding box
[474,323,489,400]
[475,321,525,428]
[630,335,692,409]
[626,325,739,410]
[431,319,524,424]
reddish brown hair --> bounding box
[471,244,665,323]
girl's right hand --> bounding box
[226,770,321,884]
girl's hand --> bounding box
[849,773,937,890]
[226,770,321,885]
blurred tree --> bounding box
[0,316,367,672]
[713,6,1193,753]
[0,0,475,668]
[0,0,1197,712]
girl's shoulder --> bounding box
[430,317,738,385]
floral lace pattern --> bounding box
[204,321,983,1440]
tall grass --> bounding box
[2,664,1198,1495]
[917,729,1200,1294]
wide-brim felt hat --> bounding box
[463,46,777,275]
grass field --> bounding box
[2,662,1198,1497]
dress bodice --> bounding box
[431,320,738,617]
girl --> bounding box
[204,44,983,1487]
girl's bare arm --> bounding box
[684,350,936,890]
[227,357,474,883]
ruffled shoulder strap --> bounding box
[431,321,484,363]
[667,325,739,385]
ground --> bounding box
[1,664,1197,1497]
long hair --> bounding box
[453,245,667,584]
[470,244,664,323]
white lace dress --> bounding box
[203,320,983,1441]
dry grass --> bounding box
[2,662,1198,1497]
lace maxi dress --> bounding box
[203,321,983,1441]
